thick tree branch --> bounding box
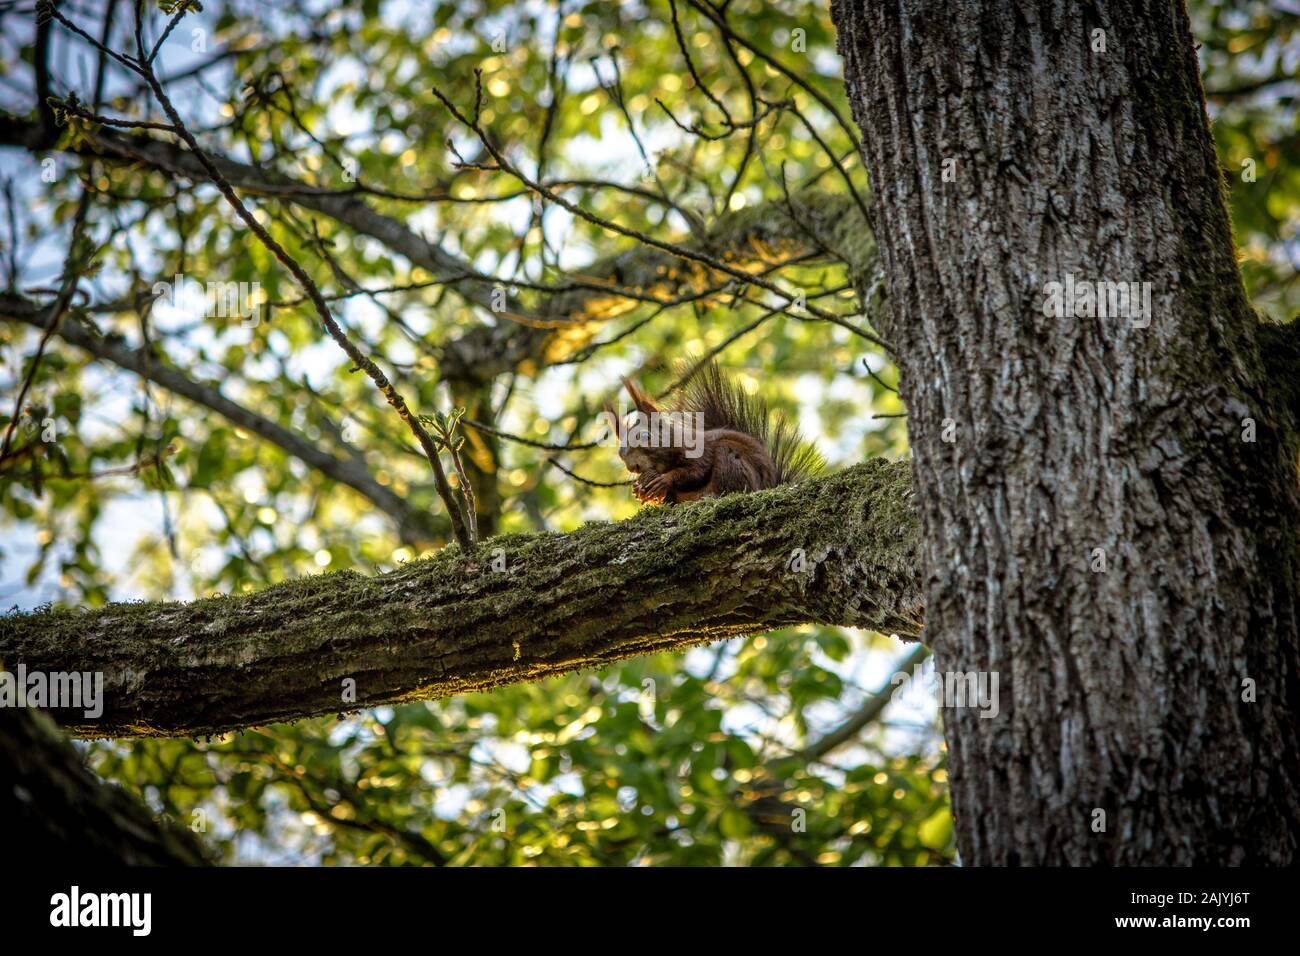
[0,706,211,864]
[0,460,921,739]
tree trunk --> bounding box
[0,706,210,864]
[0,461,921,738]
[831,0,1300,863]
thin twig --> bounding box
[0,191,92,463]
[132,7,472,548]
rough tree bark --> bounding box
[0,706,210,864]
[831,0,1300,864]
[0,461,921,738]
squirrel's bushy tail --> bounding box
[671,360,824,484]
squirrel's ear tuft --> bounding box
[621,376,659,415]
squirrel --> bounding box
[605,360,823,505]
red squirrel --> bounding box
[605,361,822,505]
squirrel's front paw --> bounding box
[639,472,674,503]
[631,472,655,502]
[634,471,669,504]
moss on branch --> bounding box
[0,460,921,739]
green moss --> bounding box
[1,459,921,661]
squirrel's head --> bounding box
[606,377,665,474]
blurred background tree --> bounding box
[0,0,1293,865]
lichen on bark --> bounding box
[831,0,1300,865]
[0,459,921,739]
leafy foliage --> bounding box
[0,0,1293,864]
